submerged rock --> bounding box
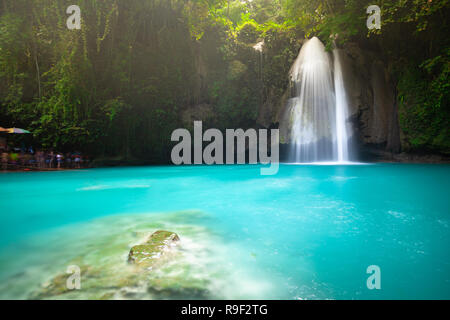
[128,230,180,268]
[28,227,214,300]
[147,269,211,299]
[99,292,116,300]
[147,283,210,300]
[126,230,214,299]
[31,264,101,300]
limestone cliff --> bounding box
[340,42,401,156]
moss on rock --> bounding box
[128,230,180,268]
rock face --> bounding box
[340,42,401,155]
[128,230,180,268]
[181,104,216,129]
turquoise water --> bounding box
[0,164,449,299]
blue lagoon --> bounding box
[0,164,449,299]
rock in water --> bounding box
[128,230,180,268]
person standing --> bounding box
[46,152,52,168]
[74,154,81,169]
[10,151,18,166]
[56,153,63,169]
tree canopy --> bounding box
[0,0,448,161]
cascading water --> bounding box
[284,37,352,163]
[333,49,350,162]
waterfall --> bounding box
[285,37,351,163]
[333,49,350,162]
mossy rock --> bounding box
[128,231,180,268]
[116,272,143,288]
[31,264,100,299]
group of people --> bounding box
[1,146,90,171]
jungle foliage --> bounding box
[0,0,448,160]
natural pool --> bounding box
[0,164,449,300]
